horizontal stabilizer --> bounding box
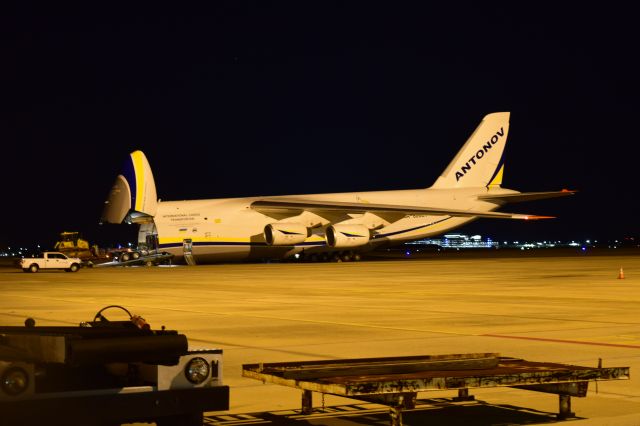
[251,199,553,220]
[478,189,577,204]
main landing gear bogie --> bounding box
[301,250,361,263]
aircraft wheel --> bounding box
[29,264,39,273]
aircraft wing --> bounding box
[478,189,577,204]
[251,198,553,220]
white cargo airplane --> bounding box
[102,112,574,264]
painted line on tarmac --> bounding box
[3,296,475,337]
[483,334,640,349]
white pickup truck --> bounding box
[20,252,82,273]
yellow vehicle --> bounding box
[54,232,93,259]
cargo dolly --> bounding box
[243,353,629,426]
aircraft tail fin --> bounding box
[101,151,158,224]
[431,112,509,189]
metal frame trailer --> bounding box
[91,251,173,268]
[243,353,630,426]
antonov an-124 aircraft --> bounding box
[102,112,574,264]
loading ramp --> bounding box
[243,353,629,426]
[91,252,173,268]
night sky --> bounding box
[1,4,638,248]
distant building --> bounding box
[406,233,497,249]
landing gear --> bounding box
[338,250,360,262]
[298,250,362,263]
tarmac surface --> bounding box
[1,252,639,425]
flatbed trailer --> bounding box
[243,353,629,426]
[91,251,173,268]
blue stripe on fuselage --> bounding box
[159,241,327,249]
[158,218,454,250]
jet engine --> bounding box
[325,224,371,248]
[264,223,309,246]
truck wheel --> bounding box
[132,252,140,259]
[69,263,80,272]
[29,264,39,273]
[120,253,131,262]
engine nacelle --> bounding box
[264,223,309,246]
[325,224,371,248]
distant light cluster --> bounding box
[406,235,638,250]
[406,233,497,249]
[0,246,40,257]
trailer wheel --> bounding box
[132,252,140,259]
[120,252,131,262]
[29,264,39,273]
[145,260,154,267]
